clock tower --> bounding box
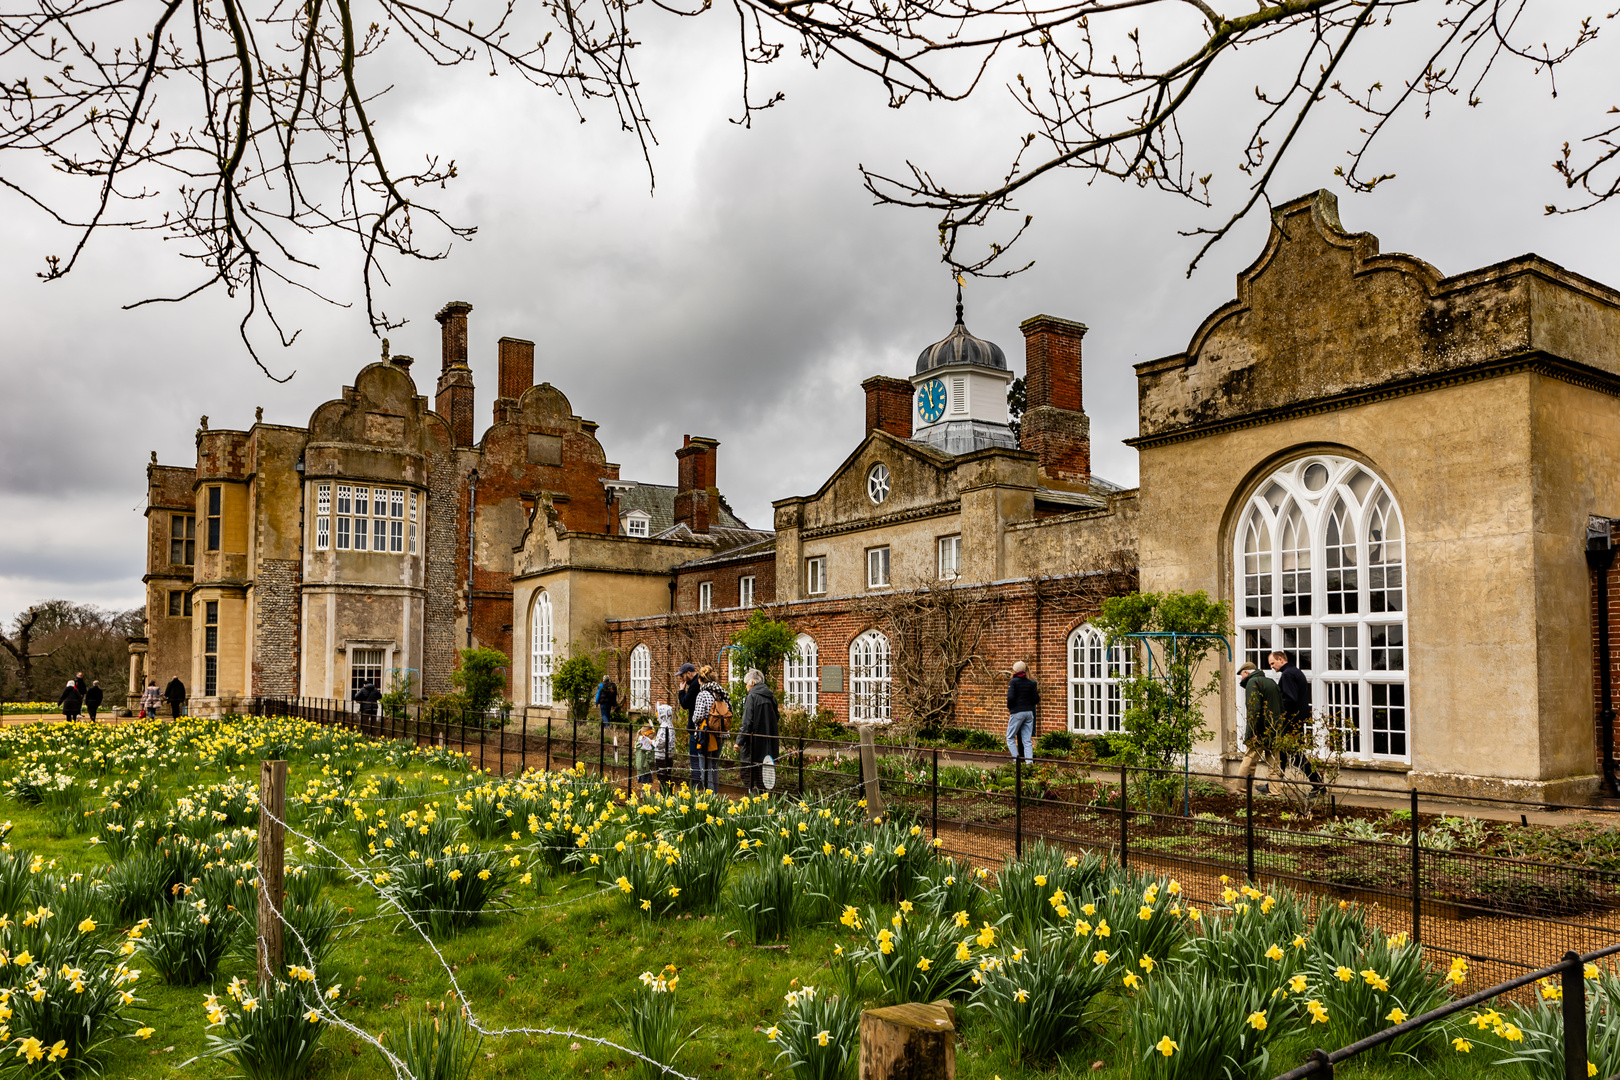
[911,282,1017,455]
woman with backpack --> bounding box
[690,666,731,794]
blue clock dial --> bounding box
[918,378,948,423]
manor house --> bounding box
[137,191,1620,802]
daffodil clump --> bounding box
[202,972,339,1080]
[618,965,696,1080]
[764,980,861,1080]
[1475,963,1620,1079]
[0,899,147,1071]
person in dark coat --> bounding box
[594,675,620,728]
[1005,661,1039,763]
[164,676,187,719]
[1269,650,1323,791]
[676,663,701,788]
[73,672,88,697]
[1236,662,1284,789]
[737,669,781,795]
[59,680,83,721]
[84,681,104,723]
[354,681,382,716]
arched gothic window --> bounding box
[1234,456,1409,761]
[849,630,891,722]
[1067,624,1134,734]
[530,591,554,707]
[629,644,651,710]
[784,634,819,710]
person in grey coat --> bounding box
[737,669,780,795]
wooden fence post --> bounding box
[859,1000,956,1079]
[858,726,885,819]
[257,759,287,989]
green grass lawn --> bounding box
[0,717,1592,1080]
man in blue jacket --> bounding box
[1005,661,1039,763]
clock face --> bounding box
[917,378,948,423]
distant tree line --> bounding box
[0,601,143,703]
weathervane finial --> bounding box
[954,273,964,325]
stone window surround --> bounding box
[338,639,398,701]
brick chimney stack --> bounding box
[862,376,915,439]
[435,301,476,447]
[1018,315,1090,485]
[674,435,717,534]
[494,337,535,425]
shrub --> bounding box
[764,983,861,1080]
[138,897,235,985]
[1034,730,1076,758]
[203,973,332,1080]
[618,965,697,1080]
[451,646,510,716]
[384,1000,483,1080]
[960,730,1001,753]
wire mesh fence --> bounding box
[247,697,1620,982]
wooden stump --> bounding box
[857,726,885,819]
[859,1000,956,1080]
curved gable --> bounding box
[1132,189,1620,443]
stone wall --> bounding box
[252,559,301,695]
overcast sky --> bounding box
[2,4,1617,620]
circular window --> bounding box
[867,463,892,505]
[1301,461,1330,493]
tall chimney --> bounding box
[861,376,914,439]
[435,301,476,448]
[494,337,535,425]
[1018,315,1090,485]
[673,436,711,534]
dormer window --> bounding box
[623,510,651,537]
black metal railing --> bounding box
[1273,942,1620,1080]
[240,697,1620,976]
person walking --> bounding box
[653,703,678,793]
[84,681,104,723]
[1236,662,1284,791]
[164,675,187,719]
[139,680,162,719]
[1269,650,1324,793]
[1005,661,1039,763]
[737,669,780,795]
[690,666,731,794]
[595,673,619,728]
[676,663,702,789]
[354,679,382,730]
[73,672,87,698]
[59,680,83,722]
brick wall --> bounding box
[252,559,301,695]
[862,376,915,440]
[674,553,777,612]
[607,573,1131,737]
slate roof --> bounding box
[616,482,749,533]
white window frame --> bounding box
[1067,624,1133,734]
[390,489,405,553]
[353,487,370,551]
[624,511,650,537]
[784,633,819,710]
[629,644,652,710]
[335,485,352,550]
[866,546,891,589]
[408,491,419,555]
[849,629,891,722]
[1233,455,1409,762]
[805,556,826,596]
[350,648,385,700]
[315,483,330,551]
[530,591,554,706]
[698,581,713,612]
[938,535,961,580]
[739,575,756,608]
